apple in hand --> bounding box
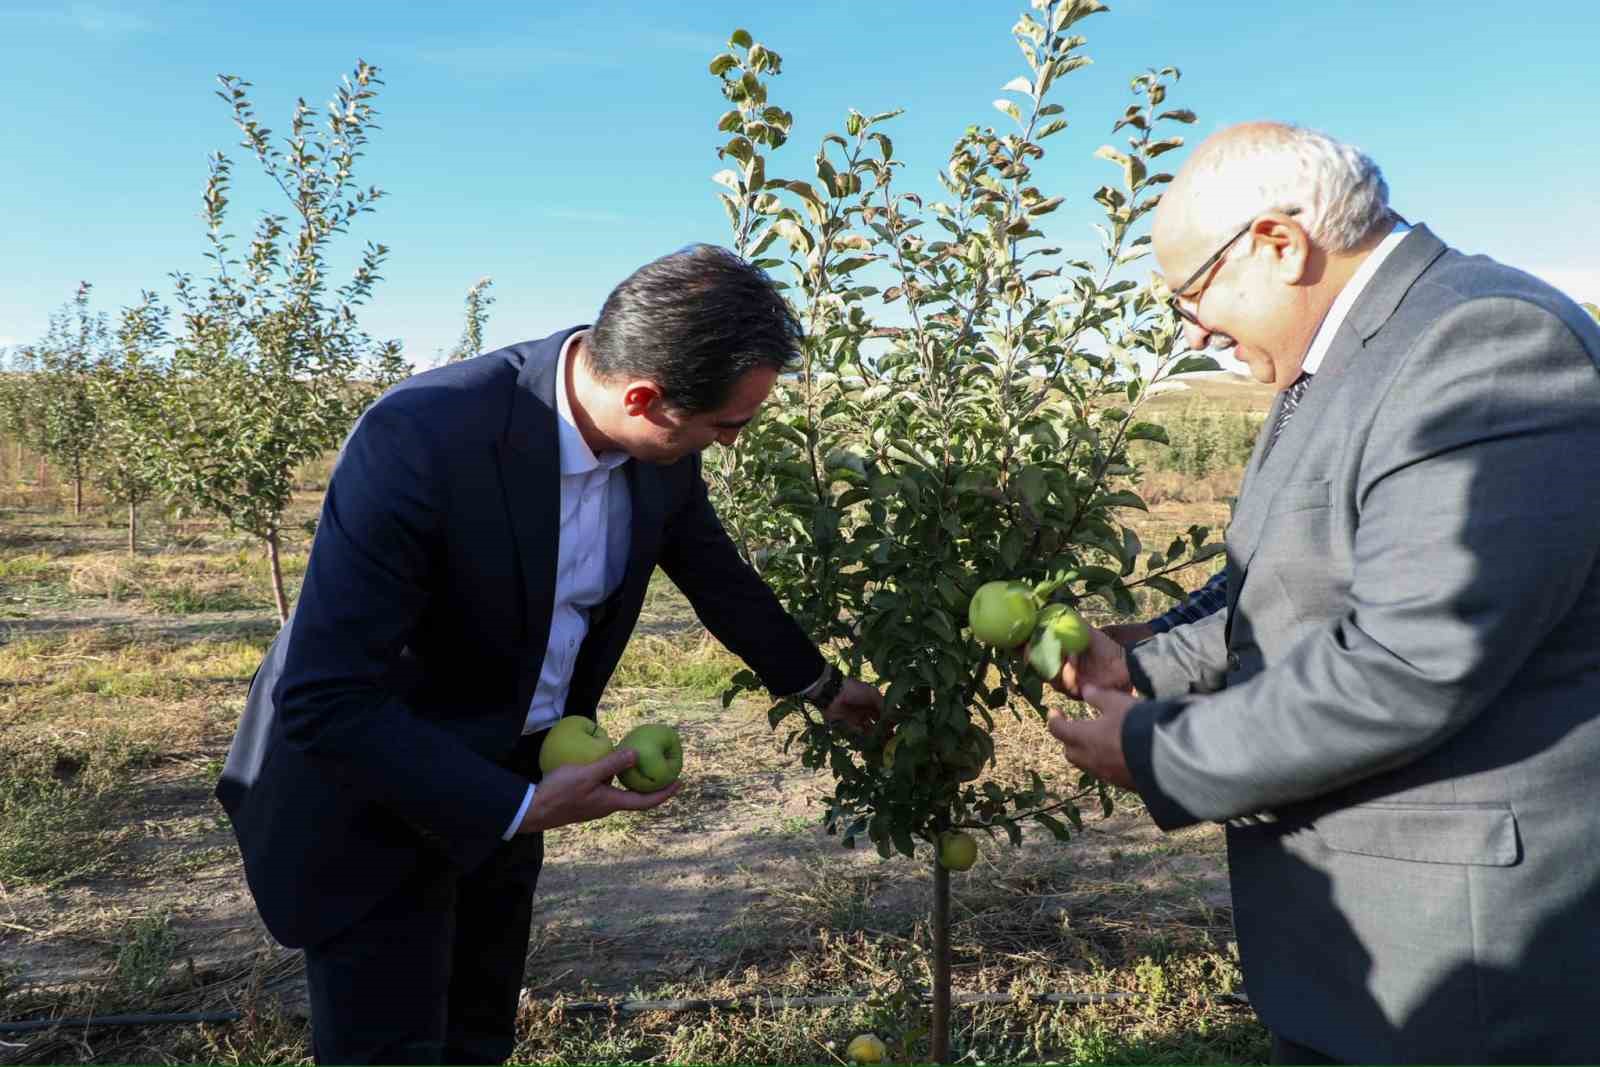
[617,723,683,792]
[538,715,614,775]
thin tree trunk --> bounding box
[36,456,46,485]
[73,468,83,517]
[932,860,951,1064]
[128,500,138,557]
[266,530,289,625]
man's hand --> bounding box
[822,678,882,732]
[517,748,679,834]
[1100,622,1155,649]
[1047,625,1134,699]
[1047,683,1137,788]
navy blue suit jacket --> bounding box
[216,329,825,949]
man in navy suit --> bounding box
[217,245,883,1064]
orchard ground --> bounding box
[0,375,1272,1065]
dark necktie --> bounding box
[1266,371,1314,455]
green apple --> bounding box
[845,1033,888,1064]
[538,715,614,775]
[617,723,683,792]
[938,830,978,872]
[1040,603,1092,655]
[967,580,1038,646]
[881,733,902,771]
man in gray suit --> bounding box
[1046,122,1600,1063]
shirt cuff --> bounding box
[787,665,834,700]
[503,783,536,841]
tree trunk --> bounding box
[73,469,83,517]
[266,530,289,625]
[931,860,951,1064]
[128,501,138,558]
[37,456,46,486]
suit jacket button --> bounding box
[1226,652,1241,671]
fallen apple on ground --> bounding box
[616,723,683,792]
[846,1032,888,1063]
[538,715,614,775]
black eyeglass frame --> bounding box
[1165,206,1304,331]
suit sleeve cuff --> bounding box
[1122,699,1201,831]
[502,784,535,841]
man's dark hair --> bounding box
[587,244,802,414]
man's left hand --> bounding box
[1047,682,1136,789]
[822,678,882,732]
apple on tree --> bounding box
[966,575,1092,680]
[937,830,978,872]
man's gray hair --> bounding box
[1193,123,1391,254]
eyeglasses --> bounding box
[1166,206,1302,346]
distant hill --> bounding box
[1146,369,1276,414]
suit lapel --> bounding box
[494,328,583,655]
[1225,226,1449,624]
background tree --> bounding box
[0,346,47,484]
[22,282,106,517]
[442,275,495,363]
[160,60,409,624]
[703,3,1221,1059]
[90,291,173,556]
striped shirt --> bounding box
[1148,571,1228,634]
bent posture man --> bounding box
[1048,123,1600,1063]
[217,245,881,1064]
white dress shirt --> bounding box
[1301,219,1412,375]
[503,330,631,838]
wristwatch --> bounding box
[802,664,845,710]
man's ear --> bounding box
[622,382,662,418]
[1255,213,1311,285]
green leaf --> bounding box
[709,54,738,77]
[1125,421,1169,445]
[1033,812,1071,841]
[1169,354,1222,376]
[1144,575,1188,600]
[729,28,753,48]
[1027,628,1062,681]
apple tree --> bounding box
[702,3,1221,1058]
[89,291,173,555]
[19,282,107,517]
[159,60,409,623]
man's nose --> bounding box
[1181,318,1214,350]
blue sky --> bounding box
[2,1,1596,370]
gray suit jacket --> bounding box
[1122,226,1600,1062]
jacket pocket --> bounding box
[1313,802,1520,867]
[1266,479,1330,516]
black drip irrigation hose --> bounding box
[0,989,1251,1036]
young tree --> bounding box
[90,292,173,555]
[22,283,106,516]
[443,275,495,363]
[161,60,409,623]
[0,347,45,484]
[703,4,1220,1059]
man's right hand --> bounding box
[1100,622,1155,649]
[1050,624,1135,699]
[517,749,680,834]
